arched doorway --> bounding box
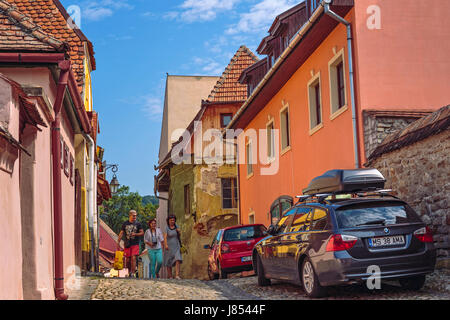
[269,195,293,226]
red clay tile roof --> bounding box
[87,111,98,144]
[0,0,66,52]
[367,105,450,162]
[206,45,259,103]
[97,174,112,204]
[4,0,95,91]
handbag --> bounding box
[113,250,124,270]
[175,228,188,254]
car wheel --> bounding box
[208,262,218,280]
[218,262,228,279]
[399,275,426,291]
[301,258,326,298]
[256,254,271,286]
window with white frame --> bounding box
[329,50,347,115]
[249,212,255,224]
[308,74,322,129]
[266,120,275,159]
[280,106,290,151]
[246,140,253,176]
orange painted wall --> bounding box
[352,0,450,161]
[238,18,354,226]
[238,1,450,227]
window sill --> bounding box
[280,145,291,156]
[330,105,348,121]
[265,156,276,164]
[309,123,324,136]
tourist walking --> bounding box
[117,210,144,277]
[144,219,164,279]
[164,215,182,279]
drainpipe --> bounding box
[94,163,99,272]
[235,142,241,225]
[83,133,96,272]
[52,60,71,300]
[323,0,360,168]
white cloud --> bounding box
[166,0,241,23]
[226,0,298,34]
[142,96,164,120]
[192,57,226,75]
[81,0,133,21]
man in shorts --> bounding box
[117,210,144,277]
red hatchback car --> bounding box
[204,224,268,279]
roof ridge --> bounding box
[207,45,259,102]
[0,0,67,52]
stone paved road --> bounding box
[68,269,450,300]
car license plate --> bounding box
[241,256,252,262]
[369,235,405,247]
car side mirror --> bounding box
[203,244,211,249]
[267,225,276,235]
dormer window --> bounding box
[310,0,319,14]
[270,55,275,67]
[282,36,289,51]
[248,83,255,96]
[220,113,233,128]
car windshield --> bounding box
[335,202,421,229]
[223,226,267,242]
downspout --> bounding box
[235,142,241,225]
[52,60,70,300]
[323,0,360,168]
[83,133,96,272]
[94,163,99,272]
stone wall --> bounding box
[363,112,423,159]
[369,129,450,266]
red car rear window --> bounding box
[223,226,267,242]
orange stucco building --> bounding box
[230,0,450,226]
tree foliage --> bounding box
[99,185,158,235]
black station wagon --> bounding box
[252,169,436,298]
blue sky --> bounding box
[61,0,300,196]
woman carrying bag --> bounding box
[164,215,183,279]
[144,219,164,279]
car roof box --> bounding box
[303,169,386,195]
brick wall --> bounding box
[369,130,450,264]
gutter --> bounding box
[0,52,93,299]
[226,0,360,168]
[323,0,360,168]
[51,60,71,300]
[83,133,96,273]
[0,53,91,134]
[226,3,324,132]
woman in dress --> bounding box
[144,219,164,279]
[164,215,182,279]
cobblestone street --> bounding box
[68,269,450,300]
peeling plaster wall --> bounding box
[169,163,238,279]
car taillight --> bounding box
[326,234,358,252]
[221,243,230,253]
[414,227,433,243]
